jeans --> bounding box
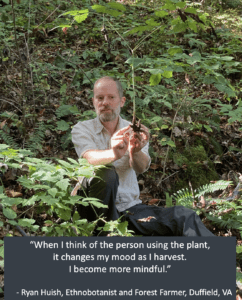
[76,166,214,237]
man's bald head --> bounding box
[93,76,123,99]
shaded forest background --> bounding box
[0,0,242,294]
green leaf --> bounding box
[56,179,69,191]
[203,125,213,132]
[145,18,160,26]
[125,57,144,68]
[75,219,88,226]
[74,13,88,23]
[185,7,197,14]
[17,177,34,189]
[55,202,71,210]
[45,220,53,225]
[117,221,129,235]
[150,116,162,123]
[188,20,197,32]
[220,56,234,61]
[0,144,9,150]
[155,10,168,18]
[166,192,173,207]
[107,2,126,11]
[186,52,202,64]
[91,5,122,17]
[149,74,162,86]
[56,208,71,221]
[3,207,17,219]
[82,198,108,208]
[65,196,83,205]
[56,120,70,131]
[72,211,80,222]
[57,159,73,169]
[55,227,64,236]
[88,201,107,208]
[60,84,67,95]
[106,9,123,17]
[163,2,176,10]
[161,125,168,129]
[176,2,186,8]
[91,4,106,13]
[1,197,22,207]
[18,219,36,227]
[31,225,39,232]
[168,47,183,56]
[214,84,235,97]
[67,158,79,166]
[42,226,53,234]
[162,70,173,78]
[32,184,52,190]
[22,195,38,206]
[167,140,176,147]
[126,25,153,35]
[0,221,3,227]
[173,22,187,33]
[7,220,17,226]
[203,75,216,85]
[48,188,58,198]
[41,196,59,205]
[0,245,4,259]
[62,9,89,16]
[144,68,163,75]
[56,24,72,29]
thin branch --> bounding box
[10,0,26,119]
[106,19,132,52]
[158,90,189,187]
[57,54,94,85]
[0,99,22,112]
[133,25,163,53]
[16,204,37,219]
[158,171,180,184]
[35,4,61,29]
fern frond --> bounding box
[27,122,46,152]
[205,214,242,230]
[173,180,232,207]
[0,127,19,149]
[173,188,194,207]
[60,131,72,150]
[56,105,73,118]
[56,105,79,118]
[195,180,232,198]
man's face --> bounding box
[92,80,125,123]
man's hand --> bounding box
[111,126,130,160]
[128,124,150,156]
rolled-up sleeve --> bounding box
[71,122,97,158]
[141,142,151,172]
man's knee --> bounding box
[174,205,194,215]
[89,166,119,190]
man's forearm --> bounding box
[130,151,149,174]
[83,149,116,165]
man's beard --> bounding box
[97,106,121,122]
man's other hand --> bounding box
[128,124,149,156]
[111,126,129,160]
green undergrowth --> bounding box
[171,145,219,190]
[0,144,133,238]
[170,174,242,282]
[0,0,242,156]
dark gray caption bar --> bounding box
[5,237,235,299]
